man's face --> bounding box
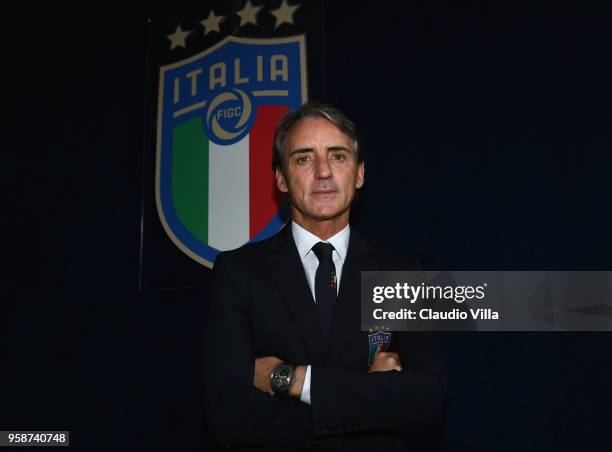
[275,117,365,226]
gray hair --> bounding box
[272,103,362,171]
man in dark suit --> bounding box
[204,103,447,451]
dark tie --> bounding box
[312,242,337,355]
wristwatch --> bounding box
[269,363,295,397]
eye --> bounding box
[296,155,311,164]
[332,153,347,161]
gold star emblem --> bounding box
[270,0,300,29]
[237,0,263,27]
[167,25,190,50]
[201,10,224,35]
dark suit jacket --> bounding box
[203,224,447,451]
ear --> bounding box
[355,162,365,189]
[275,168,288,193]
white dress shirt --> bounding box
[291,221,350,405]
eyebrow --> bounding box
[288,145,354,157]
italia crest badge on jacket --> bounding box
[368,330,392,366]
[156,35,307,268]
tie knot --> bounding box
[312,242,335,262]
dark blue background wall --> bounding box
[5,1,611,451]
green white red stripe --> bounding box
[171,105,287,251]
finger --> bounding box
[377,352,399,360]
[384,358,401,370]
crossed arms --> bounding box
[203,252,447,447]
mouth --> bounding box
[311,190,338,200]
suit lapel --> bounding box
[265,225,325,366]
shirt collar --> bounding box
[291,221,350,262]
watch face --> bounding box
[271,364,294,395]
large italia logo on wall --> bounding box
[156,26,307,267]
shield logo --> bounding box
[368,330,392,366]
[156,35,307,268]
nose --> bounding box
[314,155,332,179]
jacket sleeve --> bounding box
[310,332,447,436]
[203,251,314,447]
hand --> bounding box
[368,351,402,373]
[253,357,307,399]
[288,365,306,399]
[254,356,283,394]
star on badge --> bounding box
[237,0,263,27]
[201,10,224,35]
[270,0,300,29]
[167,25,190,50]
